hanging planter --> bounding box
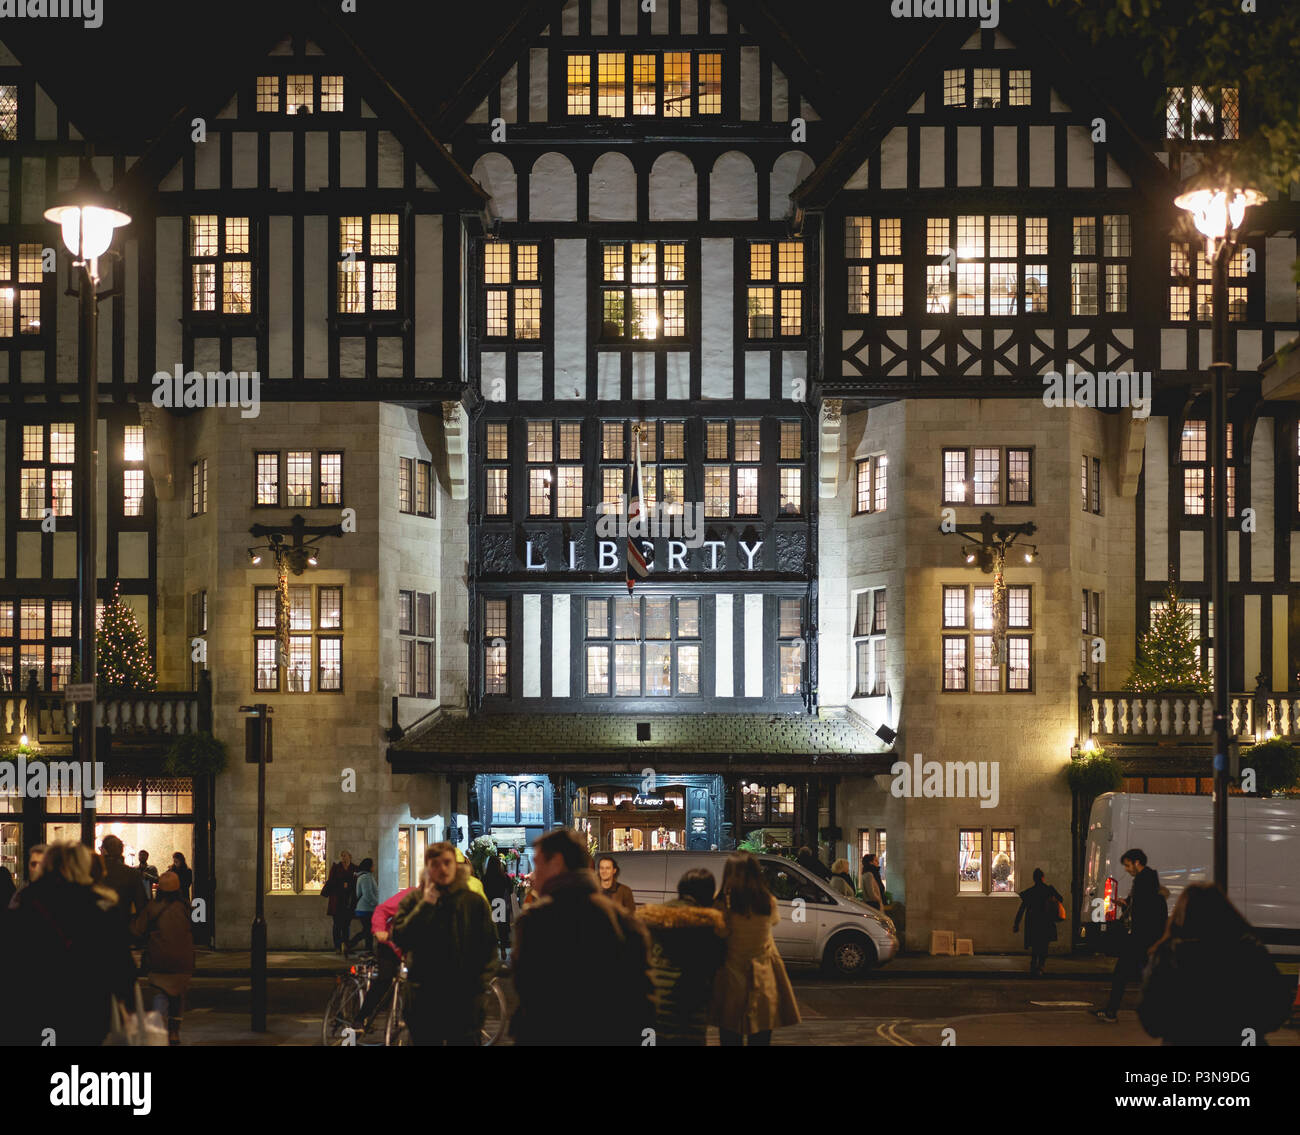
[162,731,228,777]
[1065,750,1122,798]
[1238,739,1300,797]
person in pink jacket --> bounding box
[354,886,415,1030]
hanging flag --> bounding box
[626,425,650,593]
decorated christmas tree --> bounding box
[96,583,157,693]
[1123,580,1211,695]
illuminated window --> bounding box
[398,589,436,698]
[1181,419,1237,516]
[0,85,17,140]
[959,830,983,892]
[1071,215,1130,315]
[942,585,1032,693]
[483,599,509,695]
[855,455,887,514]
[338,214,400,314]
[601,242,687,340]
[566,54,591,115]
[597,53,624,116]
[286,74,314,115]
[747,241,804,339]
[123,470,145,517]
[270,827,329,895]
[941,446,1032,506]
[398,456,432,518]
[0,243,47,336]
[256,76,280,112]
[19,422,75,520]
[1170,242,1249,322]
[853,588,887,697]
[253,585,342,693]
[569,51,721,116]
[1165,85,1239,141]
[483,242,542,340]
[943,67,1032,110]
[927,216,1048,315]
[778,599,803,695]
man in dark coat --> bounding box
[1012,867,1064,975]
[391,842,498,1046]
[640,868,726,1045]
[321,849,357,953]
[511,829,653,1046]
[1097,848,1168,1022]
[99,834,150,923]
[796,846,833,883]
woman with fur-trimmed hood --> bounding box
[640,868,727,1046]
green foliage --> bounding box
[737,830,768,854]
[1239,739,1300,797]
[1124,582,1212,695]
[96,583,156,693]
[162,731,227,777]
[1047,0,1300,196]
[469,835,498,877]
[1066,752,1124,798]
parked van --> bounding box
[611,850,899,976]
[1081,792,1300,954]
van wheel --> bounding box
[823,932,876,978]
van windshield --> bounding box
[761,861,834,904]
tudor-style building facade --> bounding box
[2,1,1298,956]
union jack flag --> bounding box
[626,428,649,593]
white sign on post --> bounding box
[63,683,95,703]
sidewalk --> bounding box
[193,946,1298,979]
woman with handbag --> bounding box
[131,870,196,1046]
[1012,867,1065,976]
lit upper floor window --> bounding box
[845,217,903,317]
[257,74,344,115]
[19,422,75,520]
[600,241,686,340]
[1170,242,1248,322]
[567,51,721,117]
[1166,85,1238,141]
[943,67,1032,109]
[0,85,17,140]
[484,242,542,340]
[0,243,44,336]
[927,216,1048,316]
[1071,215,1131,316]
[338,214,400,314]
[747,241,804,340]
[189,216,252,315]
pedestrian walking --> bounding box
[99,834,150,923]
[354,883,417,1032]
[859,853,884,910]
[796,845,832,883]
[711,851,801,1046]
[10,844,46,911]
[130,870,195,1046]
[170,852,193,904]
[1096,848,1168,1023]
[0,841,137,1046]
[137,850,160,901]
[596,853,637,914]
[1012,867,1065,975]
[828,858,856,899]
[321,849,357,953]
[511,829,652,1046]
[1137,883,1293,1046]
[640,868,726,1046]
[481,853,514,960]
[390,843,498,1046]
[346,858,378,954]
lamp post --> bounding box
[1174,181,1262,890]
[940,512,1038,666]
[43,161,130,846]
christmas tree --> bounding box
[96,583,157,693]
[1123,581,1211,695]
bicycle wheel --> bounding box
[322,978,363,1046]
[384,980,412,1047]
[480,977,508,1046]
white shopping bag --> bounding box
[104,982,169,1046]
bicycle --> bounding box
[322,953,379,1046]
[383,965,509,1046]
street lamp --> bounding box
[44,160,130,848]
[942,512,1037,666]
[1175,175,1261,891]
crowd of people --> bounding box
[0,839,196,1046]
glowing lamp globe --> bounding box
[1174,183,1263,259]
[44,162,131,261]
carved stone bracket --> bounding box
[819,398,844,500]
[137,404,175,501]
[442,400,468,501]
[1116,406,1147,499]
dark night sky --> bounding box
[0,0,1154,148]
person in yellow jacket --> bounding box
[453,846,487,900]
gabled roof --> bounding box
[116,0,486,211]
[795,10,1178,210]
[433,0,846,136]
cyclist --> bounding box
[353,881,415,1032]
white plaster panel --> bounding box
[554,239,587,396]
[1273,595,1290,692]
[1251,419,1275,581]
[480,352,506,401]
[880,129,907,189]
[650,152,697,221]
[590,1,608,33]
[632,354,654,400]
[1161,329,1187,371]
[1143,417,1168,580]
[714,595,733,697]
[955,126,981,185]
[589,152,637,221]
[232,133,258,188]
[918,126,944,187]
[1229,531,1240,582]
[562,0,578,34]
[665,353,690,400]
[598,353,620,401]
[377,338,403,379]
[339,132,366,187]
[1066,126,1094,186]
[651,0,668,33]
[1179,530,1203,582]
[304,132,328,190]
[700,238,733,398]
[118,532,150,579]
[501,63,518,123]
[339,338,365,379]
[523,594,541,697]
[710,0,727,34]
[52,532,75,578]
[155,218,182,370]
[782,352,807,403]
[16,532,40,577]
[1243,594,1261,685]
[232,338,257,373]
[302,217,328,376]
[622,0,638,34]
[745,352,770,400]
[1236,330,1262,372]
[1106,157,1130,188]
[530,152,577,221]
[1028,126,1054,186]
[740,47,760,119]
[472,153,518,222]
[993,126,1017,185]
[193,141,219,190]
[769,151,813,220]
[709,151,758,220]
[34,84,56,139]
[844,159,870,191]
[1266,237,1297,322]
[414,216,442,377]
[551,594,571,698]
[744,594,763,698]
[771,66,788,122]
[681,0,697,33]
[269,133,292,190]
[529,49,548,121]
[377,132,404,188]
[518,353,543,401]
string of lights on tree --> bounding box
[96,582,157,693]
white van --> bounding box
[1081,792,1300,954]
[610,851,899,977]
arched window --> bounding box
[492,781,516,824]
[519,782,544,825]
